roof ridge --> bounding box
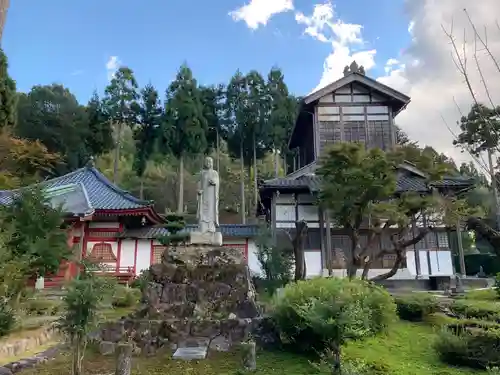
[87,166,152,206]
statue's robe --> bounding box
[197,168,219,233]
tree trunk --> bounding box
[139,179,144,200]
[293,221,308,281]
[253,132,258,212]
[370,250,405,281]
[274,149,279,178]
[177,155,184,214]
[216,127,220,172]
[71,335,85,375]
[115,342,133,375]
[346,232,360,280]
[240,142,246,224]
[113,121,122,184]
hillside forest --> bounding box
[0,48,496,228]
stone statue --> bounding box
[191,156,222,245]
[197,156,219,233]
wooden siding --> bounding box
[315,82,395,158]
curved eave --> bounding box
[95,207,166,225]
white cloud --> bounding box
[296,2,376,92]
[106,56,121,81]
[376,0,500,166]
[229,0,294,30]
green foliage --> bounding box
[495,273,500,298]
[434,328,500,369]
[103,66,139,126]
[111,285,140,308]
[0,187,70,280]
[460,288,498,301]
[15,84,91,174]
[85,91,114,157]
[163,64,208,158]
[272,277,396,354]
[254,225,293,295]
[22,298,61,316]
[394,294,440,321]
[133,83,162,178]
[453,103,500,155]
[450,300,500,321]
[0,300,15,337]
[159,213,189,246]
[0,48,17,130]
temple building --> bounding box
[258,62,474,280]
[0,161,260,288]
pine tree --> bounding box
[0,48,16,130]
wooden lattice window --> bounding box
[152,245,167,264]
[88,231,118,238]
[89,242,116,262]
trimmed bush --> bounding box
[0,301,15,337]
[111,285,140,308]
[461,288,497,301]
[435,327,500,369]
[395,293,439,321]
[450,300,500,321]
[272,277,396,354]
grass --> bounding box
[18,347,325,375]
[343,320,487,375]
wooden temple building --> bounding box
[258,62,474,280]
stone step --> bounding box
[172,346,207,361]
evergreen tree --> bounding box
[103,66,140,182]
[134,83,162,198]
[85,91,114,157]
[0,48,16,130]
[163,64,208,213]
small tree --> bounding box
[158,213,189,247]
[255,225,293,294]
[0,187,71,288]
[318,142,474,280]
[57,260,114,375]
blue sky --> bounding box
[4,0,412,104]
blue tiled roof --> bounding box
[0,166,152,211]
[121,224,260,239]
[0,183,94,217]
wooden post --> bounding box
[319,206,326,275]
[456,221,466,276]
[412,218,421,278]
[325,210,333,276]
[115,342,133,375]
[271,192,277,243]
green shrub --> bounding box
[424,312,457,327]
[495,274,500,299]
[111,285,140,308]
[451,300,500,321]
[22,298,60,316]
[394,293,439,321]
[272,278,396,354]
[0,301,15,337]
[435,327,500,369]
[462,288,498,301]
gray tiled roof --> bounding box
[261,168,474,195]
[121,224,260,239]
[0,166,151,211]
[0,183,94,217]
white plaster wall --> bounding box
[119,239,135,269]
[89,222,120,229]
[136,240,151,274]
[247,240,261,277]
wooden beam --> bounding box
[319,205,326,272]
[324,209,333,276]
[271,192,277,243]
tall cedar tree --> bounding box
[0,187,71,281]
[85,91,114,157]
[164,64,208,213]
[318,142,473,280]
[103,67,139,183]
[0,48,16,130]
[245,70,270,210]
[15,85,88,175]
[267,67,298,176]
[200,84,226,171]
[225,71,250,223]
[134,84,162,199]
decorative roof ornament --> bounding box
[86,156,95,167]
[343,60,366,76]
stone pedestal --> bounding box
[189,231,223,246]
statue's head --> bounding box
[204,156,214,170]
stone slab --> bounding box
[189,231,222,246]
[172,346,208,360]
